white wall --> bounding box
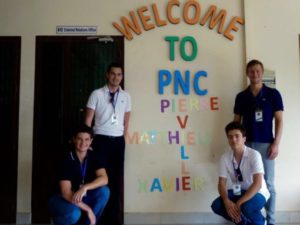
[244,0,300,211]
[0,0,299,223]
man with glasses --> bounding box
[211,121,269,225]
[85,62,131,225]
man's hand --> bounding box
[72,186,87,203]
[268,143,279,159]
[224,199,241,223]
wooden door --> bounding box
[0,36,21,223]
[32,36,124,223]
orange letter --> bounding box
[181,161,190,175]
[126,131,140,144]
[187,132,195,145]
[113,11,142,41]
[182,176,191,191]
[176,115,189,129]
[210,97,219,110]
[137,6,155,31]
[152,3,167,27]
[183,0,201,25]
[200,5,227,34]
[167,0,180,24]
[224,16,244,41]
[178,98,187,112]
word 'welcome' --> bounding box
[113,1,244,41]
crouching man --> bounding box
[49,125,110,225]
[211,122,270,225]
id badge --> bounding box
[111,114,118,125]
[232,183,241,196]
[255,110,263,122]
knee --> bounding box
[211,198,222,214]
[65,207,81,224]
[95,185,110,203]
[240,202,257,218]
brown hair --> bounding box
[246,59,264,73]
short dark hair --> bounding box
[106,62,123,74]
[225,121,246,137]
[73,125,94,138]
[246,59,264,73]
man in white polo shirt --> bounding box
[85,62,131,225]
[211,121,269,225]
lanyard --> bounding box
[80,157,88,184]
[70,151,88,184]
[232,156,243,183]
[110,90,119,114]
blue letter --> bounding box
[174,70,190,95]
[150,178,163,192]
[194,71,208,96]
[180,145,189,160]
[159,70,172,94]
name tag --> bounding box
[232,184,241,196]
[255,110,263,122]
[111,114,118,125]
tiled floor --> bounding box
[2,224,300,225]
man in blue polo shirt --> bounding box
[233,59,284,225]
[49,125,110,225]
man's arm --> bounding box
[236,173,262,209]
[59,180,74,203]
[85,108,95,127]
[218,177,241,223]
[268,110,283,159]
[233,114,241,123]
[59,180,96,224]
[72,168,108,203]
[123,111,131,137]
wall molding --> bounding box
[124,211,300,224]
[16,212,31,224]
[16,211,300,224]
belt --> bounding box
[97,134,123,139]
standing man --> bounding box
[211,121,270,225]
[85,62,131,225]
[233,59,283,225]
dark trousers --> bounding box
[93,134,125,225]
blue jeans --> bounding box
[211,190,267,225]
[49,186,110,225]
[247,142,275,224]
